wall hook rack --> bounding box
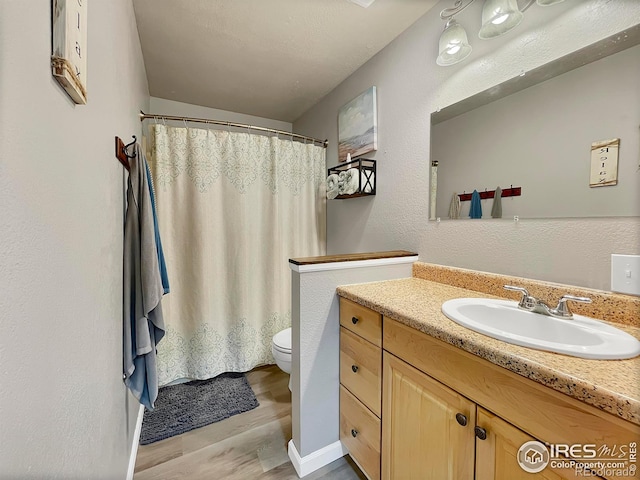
[114,135,136,171]
[458,186,522,202]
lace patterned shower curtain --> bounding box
[148,124,326,385]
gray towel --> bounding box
[123,143,166,411]
[448,192,461,219]
[491,186,503,218]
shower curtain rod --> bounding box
[139,111,328,148]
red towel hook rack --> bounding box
[458,186,521,202]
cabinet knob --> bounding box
[351,365,359,373]
[352,316,359,324]
[455,413,468,426]
[351,429,358,438]
[475,426,487,440]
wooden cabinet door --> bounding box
[382,352,475,480]
[476,408,593,480]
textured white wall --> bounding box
[149,97,293,132]
[293,0,640,291]
[0,1,149,477]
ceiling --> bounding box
[133,0,439,122]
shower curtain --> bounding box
[148,124,326,385]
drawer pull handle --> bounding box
[351,365,359,373]
[352,316,359,324]
[351,429,358,438]
[455,413,468,426]
[475,426,487,441]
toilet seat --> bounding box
[272,327,291,353]
[272,328,292,391]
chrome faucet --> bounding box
[504,285,592,319]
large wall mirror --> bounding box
[430,25,640,221]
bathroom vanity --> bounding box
[337,264,640,480]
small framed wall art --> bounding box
[338,86,377,162]
[52,0,88,104]
[589,138,619,187]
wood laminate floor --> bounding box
[134,365,366,480]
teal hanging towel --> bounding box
[469,189,482,219]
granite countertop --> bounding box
[337,277,640,425]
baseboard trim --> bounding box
[126,404,145,480]
[287,439,348,478]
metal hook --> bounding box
[123,136,137,158]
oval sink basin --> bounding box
[441,298,640,360]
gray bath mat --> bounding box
[140,372,259,445]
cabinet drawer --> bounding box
[340,385,381,480]
[340,297,382,347]
[341,327,382,417]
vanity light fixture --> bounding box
[437,19,473,66]
[437,0,565,66]
[347,0,376,7]
[478,0,523,39]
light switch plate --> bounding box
[611,254,640,296]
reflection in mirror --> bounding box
[430,26,640,221]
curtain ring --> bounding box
[162,116,166,126]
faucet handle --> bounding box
[552,294,592,318]
[504,285,536,309]
[504,285,529,295]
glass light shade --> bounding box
[436,20,472,66]
[478,0,524,39]
[537,0,565,5]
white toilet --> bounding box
[272,327,292,390]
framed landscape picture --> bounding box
[338,86,377,162]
